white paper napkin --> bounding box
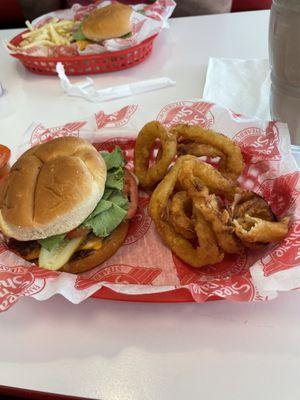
[56,63,175,102]
[203,57,271,120]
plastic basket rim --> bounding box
[9,30,158,63]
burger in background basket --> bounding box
[76,2,133,49]
[0,137,138,274]
[8,2,134,53]
[6,0,175,75]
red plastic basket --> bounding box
[91,286,223,303]
[9,31,157,75]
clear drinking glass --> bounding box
[269,0,300,149]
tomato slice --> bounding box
[67,227,90,239]
[124,169,139,219]
[0,145,10,169]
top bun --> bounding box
[0,137,106,241]
[82,2,132,42]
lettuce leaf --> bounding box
[82,186,128,237]
[82,199,127,237]
[108,190,129,208]
[120,31,132,39]
[81,148,128,237]
[73,24,87,41]
[102,147,125,191]
[102,188,114,200]
[39,147,128,250]
[38,233,66,252]
[73,24,132,42]
[101,147,124,170]
[106,167,124,191]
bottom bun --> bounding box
[61,220,130,274]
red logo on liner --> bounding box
[75,264,161,290]
[172,253,255,301]
[95,105,138,129]
[261,219,300,276]
[30,121,85,147]
[156,101,214,130]
[173,252,248,283]
[233,122,281,163]
[73,4,97,21]
[144,0,175,17]
[0,264,58,312]
[188,274,255,302]
[258,172,300,218]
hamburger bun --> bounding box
[0,137,106,241]
[82,2,132,42]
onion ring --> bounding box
[169,191,195,240]
[139,122,289,268]
[134,121,177,188]
[148,156,224,268]
[178,142,225,159]
[178,157,238,199]
[231,190,275,221]
[233,216,289,243]
[230,191,289,244]
[171,124,244,181]
[187,185,243,254]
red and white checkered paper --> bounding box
[1,100,299,311]
[11,0,176,57]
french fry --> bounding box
[13,18,77,51]
[49,24,61,45]
[21,40,56,49]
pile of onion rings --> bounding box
[134,122,290,268]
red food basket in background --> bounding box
[9,31,157,75]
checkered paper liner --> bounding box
[0,100,299,311]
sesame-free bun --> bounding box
[0,137,107,241]
[82,2,132,42]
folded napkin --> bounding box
[203,57,270,120]
[56,63,176,102]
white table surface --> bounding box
[1,10,300,400]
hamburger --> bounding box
[0,137,138,274]
[74,2,133,49]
